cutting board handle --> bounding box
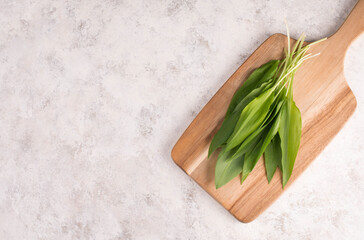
[330,0,364,55]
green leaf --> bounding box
[208,76,275,157]
[264,134,282,183]
[261,92,285,128]
[209,61,280,157]
[233,81,273,115]
[278,99,302,188]
[230,129,264,160]
[241,110,282,183]
[230,96,285,160]
[240,136,264,183]
[208,112,240,157]
[225,88,275,152]
[225,60,280,118]
[215,146,244,189]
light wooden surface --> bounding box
[171,0,364,222]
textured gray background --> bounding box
[0,0,363,239]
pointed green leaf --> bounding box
[225,60,280,117]
[232,81,272,115]
[231,129,264,160]
[241,136,264,183]
[209,61,280,157]
[225,88,275,152]
[208,112,240,157]
[209,80,274,157]
[264,134,282,183]
[241,111,282,183]
[279,99,302,188]
[215,146,244,189]
[231,96,285,160]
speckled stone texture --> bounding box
[0,0,363,239]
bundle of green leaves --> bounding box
[209,32,326,189]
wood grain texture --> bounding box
[171,0,363,222]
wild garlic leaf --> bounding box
[225,60,279,118]
[230,129,264,160]
[232,80,273,115]
[231,96,285,160]
[241,111,282,183]
[209,64,279,157]
[215,146,244,189]
[261,93,285,128]
[241,136,264,183]
[209,80,273,157]
[208,112,240,157]
[278,99,302,188]
[264,134,282,183]
[225,88,275,152]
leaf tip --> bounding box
[215,182,222,189]
[208,145,214,158]
[241,173,248,184]
[282,178,288,189]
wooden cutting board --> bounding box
[171,0,363,222]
